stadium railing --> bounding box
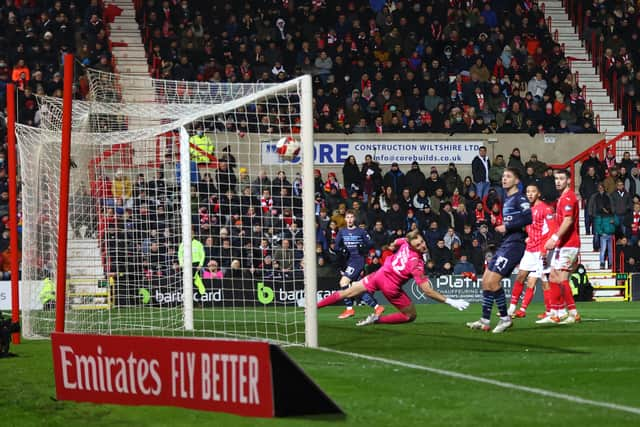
[549,131,640,193]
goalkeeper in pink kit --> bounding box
[317,230,470,326]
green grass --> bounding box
[3,303,640,426]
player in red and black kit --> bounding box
[539,169,581,324]
[508,184,556,318]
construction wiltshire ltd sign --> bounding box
[262,140,483,165]
[51,333,342,418]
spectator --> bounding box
[441,163,463,197]
[425,167,446,196]
[603,168,619,194]
[620,152,636,175]
[594,211,616,269]
[453,254,476,275]
[216,160,237,195]
[112,170,132,201]
[626,168,640,198]
[507,148,525,176]
[610,180,632,235]
[525,154,547,177]
[580,166,600,235]
[444,227,462,251]
[589,183,612,252]
[540,167,559,202]
[189,123,214,165]
[382,162,405,196]
[432,239,453,269]
[472,146,491,199]
[342,155,361,194]
[624,202,640,246]
[489,155,506,193]
[581,150,605,180]
[405,161,426,196]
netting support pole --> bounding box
[301,75,318,348]
[55,53,74,333]
[179,127,194,331]
[6,84,20,344]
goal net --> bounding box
[17,73,317,346]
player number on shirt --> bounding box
[392,251,408,273]
[495,256,508,272]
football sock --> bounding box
[511,280,524,305]
[339,285,353,308]
[494,287,508,317]
[361,292,378,308]
[549,282,563,313]
[317,291,343,308]
[377,312,412,324]
[481,290,494,320]
[521,286,535,310]
[542,287,551,313]
[561,280,577,312]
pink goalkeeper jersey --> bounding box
[379,239,428,287]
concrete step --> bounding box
[116,64,149,72]
[596,111,620,119]
[582,259,603,270]
[111,23,139,30]
[112,51,147,60]
[112,36,143,44]
[68,239,100,249]
[116,58,147,64]
[68,248,101,258]
[589,96,612,105]
[112,47,146,55]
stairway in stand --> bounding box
[107,0,159,164]
[543,1,632,159]
[66,237,109,309]
[108,1,148,77]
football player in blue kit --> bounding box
[467,167,532,333]
[334,210,385,319]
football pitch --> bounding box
[3,303,640,427]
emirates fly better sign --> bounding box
[51,333,274,417]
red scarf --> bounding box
[633,211,640,234]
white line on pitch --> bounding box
[316,346,640,416]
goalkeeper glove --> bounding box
[445,298,470,311]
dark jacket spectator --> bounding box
[404,161,427,195]
[382,163,406,195]
[342,155,362,194]
[507,148,526,175]
[441,163,464,196]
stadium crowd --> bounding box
[137,0,599,134]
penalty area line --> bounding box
[316,346,640,416]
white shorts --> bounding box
[519,251,543,278]
[550,247,580,271]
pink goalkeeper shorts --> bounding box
[362,270,412,310]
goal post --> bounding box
[17,73,317,347]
